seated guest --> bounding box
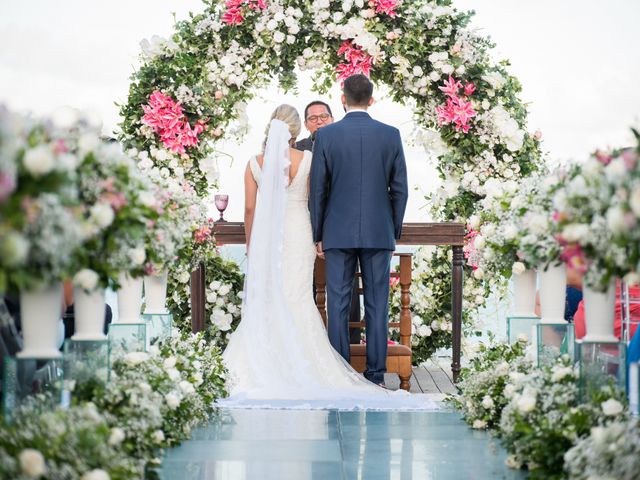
[574,281,640,340]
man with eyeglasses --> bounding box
[294,101,333,152]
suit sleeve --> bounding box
[310,130,329,243]
[389,130,408,240]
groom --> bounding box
[310,74,408,386]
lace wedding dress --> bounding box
[219,120,438,410]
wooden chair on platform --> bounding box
[314,254,414,391]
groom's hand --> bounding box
[316,241,325,259]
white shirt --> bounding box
[345,108,368,115]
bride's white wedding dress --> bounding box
[219,120,437,410]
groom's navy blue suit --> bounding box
[310,111,408,384]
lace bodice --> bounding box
[249,150,312,202]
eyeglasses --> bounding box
[306,113,332,123]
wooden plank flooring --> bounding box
[384,357,457,394]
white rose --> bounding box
[179,380,195,395]
[561,223,589,243]
[502,224,518,240]
[266,19,277,31]
[81,469,110,480]
[78,133,100,155]
[178,271,191,284]
[474,234,486,250]
[152,430,165,443]
[601,398,624,416]
[165,392,181,409]
[417,325,432,337]
[23,145,55,176]
[472,419,487,429]
[163,356,176,369]
[481,395,494,409]
[210,280,222,290]
[89,202,115,228]
[468,215,481,230]
[19,449,47,477]
[124,352,149,365]
[273,31,286,43]
[440,64,454,75]
[73,269,100,291]
[219,284,232,296]
[138,190,157,208]
[128,246,146,265]
[590,426,607,446]
[516,393,537,413]
[473,268,485,280]
[167,368,181,381]
[551,366,573,382]
[58,153,78,171]
[630,189,640,218]
[504,384,517,399]
[108,427,126,446]
[606,206,628,234]
[527,213,548,235]
[512,262,526,276]
[206,291,218,303]
[0,232,29,267]
[605,158,627,184]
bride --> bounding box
[220,104,437,410]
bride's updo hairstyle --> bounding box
[263,104,301,150]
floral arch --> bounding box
[119,0,544,363]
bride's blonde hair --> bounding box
[262,104,301,151]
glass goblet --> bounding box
[214,194,229,222]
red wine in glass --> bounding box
[214,194,229,222]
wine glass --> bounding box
[214,194,229,222]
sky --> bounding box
[1,0,639,222]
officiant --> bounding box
[296,101,362,344]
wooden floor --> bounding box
[384,357,457,395]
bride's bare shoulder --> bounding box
[289,147,304,161]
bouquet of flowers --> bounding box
[72,138,165,290]
[554,131,640,290]
[0,401,143,479]
[0,106,84,292]
[564,418,640,480]
[450,339,532,430]
[499,356,628,478]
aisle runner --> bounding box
[159,409,526,480]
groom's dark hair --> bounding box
[343,74,373,107]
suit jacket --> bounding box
[294,135,314,152]
[309,111,408,250]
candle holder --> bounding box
[536,323,575,367]
[577,340,626,402]
[142,312,173,348]
[507,315,540,344]
[214,194,229,222]
[108,322,147,357]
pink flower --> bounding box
[194,225,213,244]
[335,41,373,83]
[534,130,543,141]
[373,0,398,17]
[435,76,477,133]
[104,191,127,211]
[438,75,462,97]
[53,139,68,155]
[222,7,244,25]
[386,31,400,40]
[594,149,613,166]
[621,148,638,171]
[214,90,224,100]
[560,243,589,274]
[389,277,400,288]
[142,91,206,154]
[464,82,476,96]
[0,172,16,202]
[144,263,155,275]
